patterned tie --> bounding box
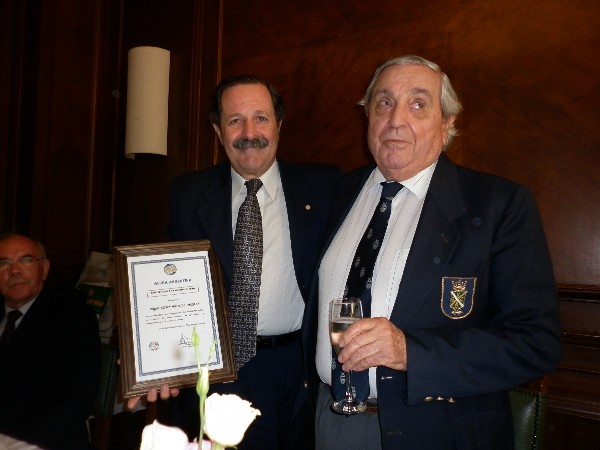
[229,179,263,370]
[332,181,403,402]
[0,309,23,349]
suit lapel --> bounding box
[322,165,376,255]
[4,292,51,347]
[279,162,321,283]
[195,169,234,283]
[390,154,465,327]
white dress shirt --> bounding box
[316,161,437,398]
[231,162,304,336]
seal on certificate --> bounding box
[149,341,160,351]
[164,263,177,275]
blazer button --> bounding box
[424,396,433,402]
[446,397,456,403]
[436,396,445,401]
[303,381,309,389]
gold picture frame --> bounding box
[113,240,236,398]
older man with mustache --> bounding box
[0,234,101,449]
[155,75,341,450]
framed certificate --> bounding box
[113,241,236,398]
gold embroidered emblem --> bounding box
[449,280,467,315]
[441,277,476,319]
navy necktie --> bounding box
[229,179,263,370]
[332,181,403,402]
[0,309,23,349]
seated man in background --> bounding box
[0,233,101,450]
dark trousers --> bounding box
[172,338,311,450]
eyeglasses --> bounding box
[0,256,45,270]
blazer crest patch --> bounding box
[441,277,476,319]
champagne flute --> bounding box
[329,297,367,414]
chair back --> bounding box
[92,343,119,418]
[509,386,547,450]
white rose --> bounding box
[203,393,261,447]
[139,420,199,450]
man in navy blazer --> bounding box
[0,234,101,450]
[304,56,561,449]
[167,75,340,450]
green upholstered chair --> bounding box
[92,343,119,418]
[89,343,119,450]
[509,383,548,450]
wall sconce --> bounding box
[125,46,170,159]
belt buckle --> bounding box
[365,399,378,414]
[256,336,272,350]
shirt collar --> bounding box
[370,159,438,200]
[4,296,37,317]
[231,161,280,202]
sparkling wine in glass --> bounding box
[329,297,367,414]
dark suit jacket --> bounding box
[0,288,101,450]
[169,160,340,426]
[169,160,341,301]
[303,154,561,449]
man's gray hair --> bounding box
[358,55,463,148]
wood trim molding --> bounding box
[546,285,600,421]
[186,0,222,172]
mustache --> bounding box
[232,137,269,150]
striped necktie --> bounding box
[332,181,403,402]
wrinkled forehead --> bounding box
[373,64,443,101]
[221,83,275,115]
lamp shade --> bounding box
[125,46,170,159]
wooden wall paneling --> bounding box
[0,0,42,234]
[187,0,223,171]
[113,0,191,248]
[545,287,600,449]
[545,412,600,450]
[112,0,222,248]
[6,0,122,287]
[549,287,600,420]
[87,0,124,258]
[219,0,600,288]
[450,2,600,288]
